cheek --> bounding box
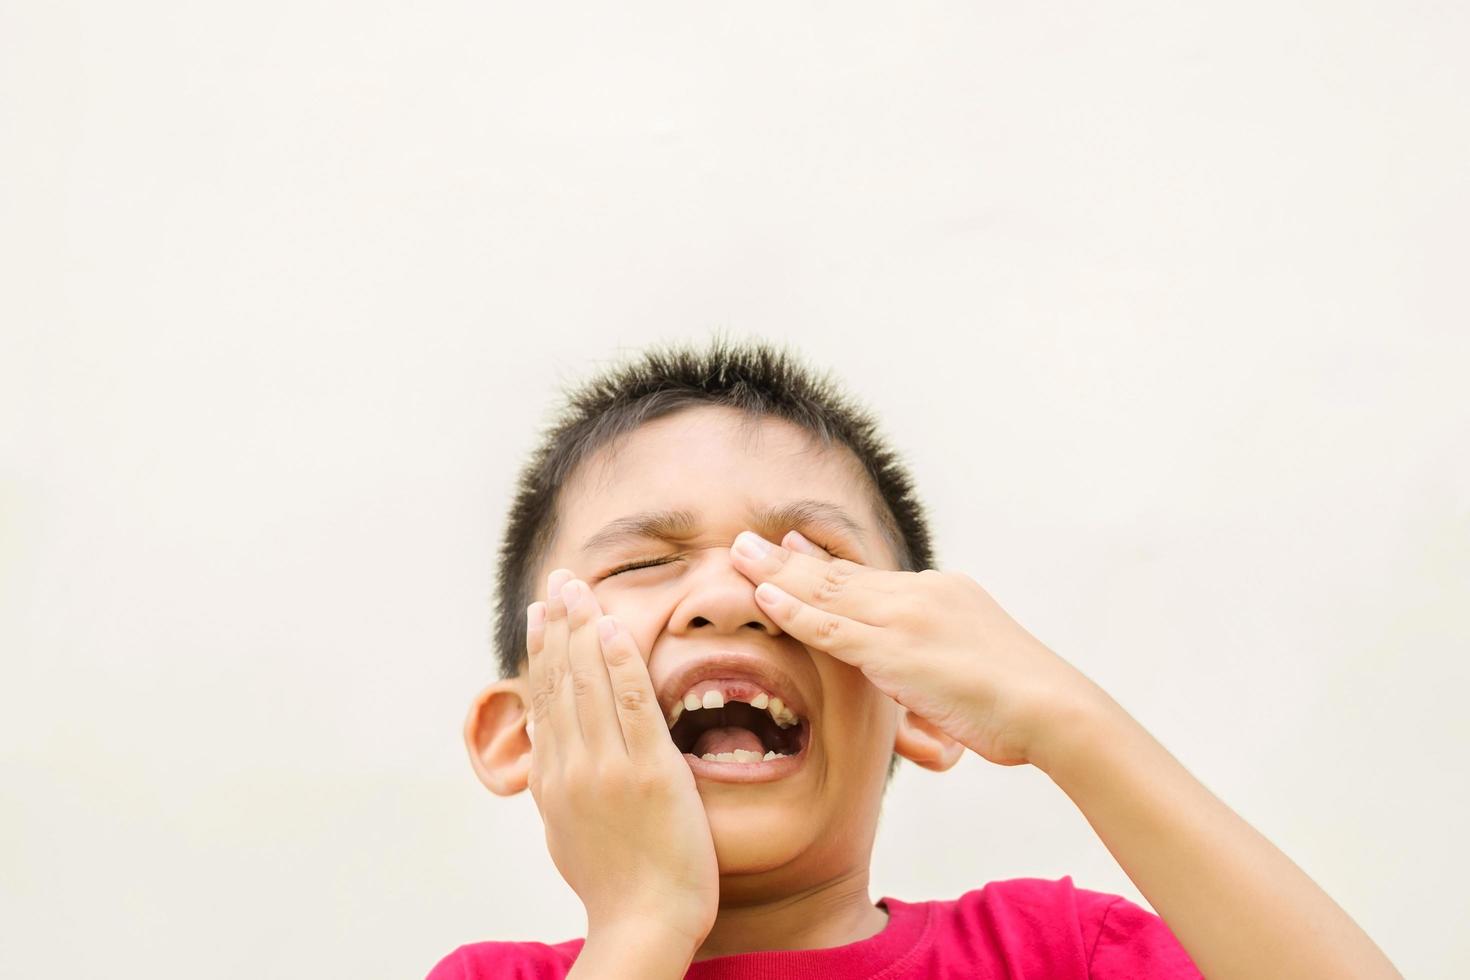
[824,699,892,750]
[815,661,892,749]
[590,590,671,659]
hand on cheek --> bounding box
[731,529,1115,772]
[525,569,719,949]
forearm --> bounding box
[567,921,700,980]
[1036,693,1401,980]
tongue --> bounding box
[692,726,765,756]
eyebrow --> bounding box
[578,499,869,557]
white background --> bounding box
[3,2,1467,977]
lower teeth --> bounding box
[699,749,789,763]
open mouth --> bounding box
[665,680,810,777]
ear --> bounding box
[464,676,532,796]
[893,705,966,772]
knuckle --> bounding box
[919,568,955,594]
[915,568,954,601]
[602,639,634,668]
[615,686,649,713]
[628,764,663,795]
[560,759,591,789]
[530,685,556,719]
[814,561,853,602]
[570,669,597,700]
[815,613,843,642]
[887,592,919,628]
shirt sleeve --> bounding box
[423,941,578,979]
[424,946,466,980]
[1086,895,1205,979]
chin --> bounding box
[703,798,812,876]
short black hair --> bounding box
[492,332,937,784]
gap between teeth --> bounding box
[670,688,801,728]
[700,749,791,763]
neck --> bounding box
[691,868,890,962]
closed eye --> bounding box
[604,555,685,578]
[602,536,843,579]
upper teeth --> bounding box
[668,686,801,729]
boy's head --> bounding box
[466,335,964,892]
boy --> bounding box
[430,336,1401,978]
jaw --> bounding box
[700,726,895,885]
[691,736,824,877]
[701,792,819,878]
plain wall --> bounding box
[3,2,1467,977]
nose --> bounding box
[670,545,781,637]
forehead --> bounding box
[556,405,878,553]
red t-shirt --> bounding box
[424,875,1204,978]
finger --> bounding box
[540,568,584,756]
[781,529,830,558]
[524,601,548,758]
[558,578,623,757]
[752,579,884,671]
[595,614,671,764]
[730,530,904,626]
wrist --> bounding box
[572,917,706,980]
[1028,682,1134,779]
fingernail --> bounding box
[548,568,573,602]
[734,531,771,559]
[527,603,545,632]
[597,616,617,643]
[559,579,583,610]
[784,529,815,553]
